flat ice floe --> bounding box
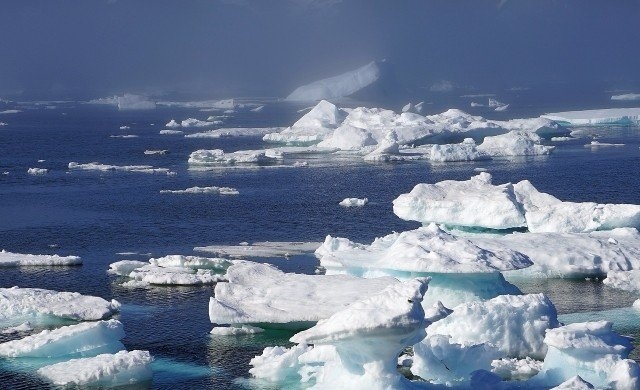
[0,319,125,358]
[37,350,153,386]
[143,149,168,155]
[542,107,640,126]
[0,287,120,328]
[68,162,175,175]
[188,149,283,166]
[109,255,234,287]
[160,186,238,195]
[185,127,283,139]
[194,241,320,258]
[0,250,81,267]
[209,262,398,328]
[338,197,368,207]
[393,172,640,233]
[159,129,183,135]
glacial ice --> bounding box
[586,140,625,147]
[531,321,639,389]
[68,162,174,175]
[165,119,181,128]
[551,376,595,389]
[208,262,398,327]
[286,61,382,101]
[429,138,489,162]
[0,319,125,358]
[543,107,640,126]
[194,241,321,258]
[477,131,554,157]
[338,197,368,207]
[0,287,120,328]
[37,350,153,386]
[394,173,640,233]
[603,270,640,293]
[188,149,283,165]
[264,100,344,144]
[0,250,82,267]
[160,186,239,195]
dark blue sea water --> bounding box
[1,100,640,389]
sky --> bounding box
[1,0,639,100]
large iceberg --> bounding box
[286,61,383,101]
[0,287,120,328]
[542,107,640,126]
[208,262,398,328]
[0,250,82,267]
[0,319,125,358]
[315,223,529,307]
[37,350,153,386]
[393,173,640,233]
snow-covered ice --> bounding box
[160,186,238,195]
[0,250,81,267]
[188,149,283,166]
[165,119,181,128]
[338,197,368,207]
[37,350,153,386]
[209,262,398,327]
[194,241,321,258]
[0,319,125,358]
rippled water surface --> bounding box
[1,102,640,388]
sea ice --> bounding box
[159,129,183,135]
[160,186,239,195]
[611,93,640,101]
[585,140,625,147]
[181,118,216,128]
[0,319,124,358]
[0,250,81,267]
[37,350,153,386]
[188,149,283,166]
[338,197,368,207]
[68,162,174,175]
[144,149,168,155]
[477,131,554,157]
[209,324,264,336]
[194,241,320,258]
[165,119,181,128]
[27,167,48,175]
[185,127,282,139]
[603,270,640,293]
[209,262,398,328]
[0,287,120,328]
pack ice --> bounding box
[208,262,398,329]
[393,172,640,233]
[0,250,81,267]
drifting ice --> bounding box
[160,186,239,195]
[0,250,81,267]
[338,197,368,207]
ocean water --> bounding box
[1,100,640,389]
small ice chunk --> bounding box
[181,118,216,127]
[165,120,181,128]
[551,376,595,389]
[585,140,625,147]
[0,250,81,267]
[119,126,130,130]
[27,167,48,175]
[185,127,281,139]
[491,356,543,380]
[160,186,238,195]
[144,149,168,155]
[37,350,153,386]
[109,134,138,138]
[478,131,554,157]
[338,197,368,207]
[611,93,640,101]
[1,322,33,334]
[159,129,183,135]
[210,324,264,336]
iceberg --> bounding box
[286,61,383,101]
[477,131,554,157]
[611,93,640,101]
[551,376,595,389]
[194,241,321,258]
[165,119,181,128]
[88,94,155,110]
[530,321,639,389]
[251,278,429,389]
[603,270,640,293]
[0,287,120,328]
[208,262,398,328]
[0,319,125,358]
[27,167,48,175]
[429,138,490,162]
[181,118,217,128]
[143,149,168,155]
[338,197,368,207]
[159,186,238,195]
[0,250,81,267]
[264,100,344,144]
[37,350,153,386]
[542,107,640,126]
[394,173,640,233]
[315,224,529,307]
[188,149,282,166]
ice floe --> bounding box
[585,140,625,147]
[160,186,238,195]
[144,149,168,155]
[286,61,383,101]
[209,262,398,328]
[338,197,368,207]
[109,134,138,138]
[194,241,320,258]
[159,129,183,135]
[68,162,174,175]
[611,93,640,101]
[181,118,218,128]
[0,287,120,328]
[210,324,264,336]
[188,149,283,166]
[37,350,153,386]
[477,131,554,157]
[27,167,48,175]
[393,173,640,233]
[0,250,81,267]
[543,107,640,126]
[185,127,283,139]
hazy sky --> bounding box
[2,0,639,99]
